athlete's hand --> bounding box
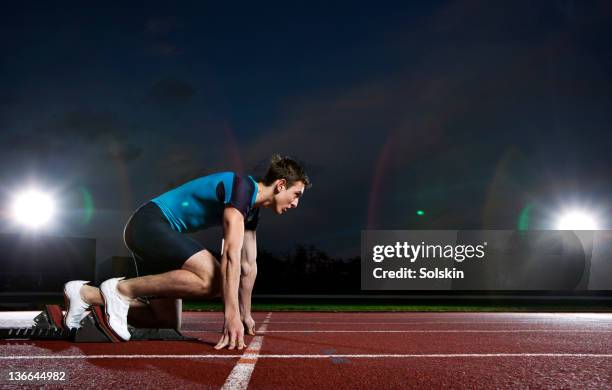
[214,314,246,350]
[241,314,256,336]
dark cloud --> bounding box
[148,41,182,56]
[0,95,15,129]
[3,110,147,165]
[0,133,67,158]
[147,79,196,107]
[428,0,590,40]
[144,17,183,56]
[47,110,120,141]
[144,17,181,36]
[0,94,15,107]
[104,143,143,163]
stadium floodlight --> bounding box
[10,189,56,229]
[554,209,599,230]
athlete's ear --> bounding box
[276,179,287,192]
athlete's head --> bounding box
[262,154,311,215]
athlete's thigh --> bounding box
[124,202,205,272]
[181,249,221,295]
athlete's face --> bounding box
[274,180,305,215]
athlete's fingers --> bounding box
[228,333,237,350]
[242,318,256,335]
[245,320,255,335]
[214,334,228,350]
[214,339,227,350]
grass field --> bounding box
[182,301,612,312]
[3,296,610,312]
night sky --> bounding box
[1,1,611,274]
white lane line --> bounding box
[181,329,612,333]
[182,320,612,325]
[184,313,612,317]
[221,312,271,390]
[1,353,612,359]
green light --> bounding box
[416,210,425,216]
[79,186,94,225]
[518,203,533,230]
[181,201,189,207]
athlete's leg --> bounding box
[116,249,221,299]
[81,285,147,307]
[79,250,219,331]
[81,249,221,306]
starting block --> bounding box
[0,305,197,343]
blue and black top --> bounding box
[151,172,260,233]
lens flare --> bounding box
[517,203,534,231]
[555,210,598,230]
[11,189,56,228]
[80,186,94,225]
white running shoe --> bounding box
[63,280,91,330]
[100,277,131,341]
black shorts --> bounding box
[123,202,204,276]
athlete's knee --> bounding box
[197,272,221,298]
[198,275,212,296]
[241,261,251,277]
[182,249,221,297]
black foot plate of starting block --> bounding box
[0,327,72,340]
[1,305,197,343]
[0,305,73,340]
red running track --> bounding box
[1,312,612,389]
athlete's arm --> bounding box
[239,229,257,335]
[214,207,246,350]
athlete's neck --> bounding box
[254,182,275,208]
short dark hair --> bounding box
[262,154,311,189]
